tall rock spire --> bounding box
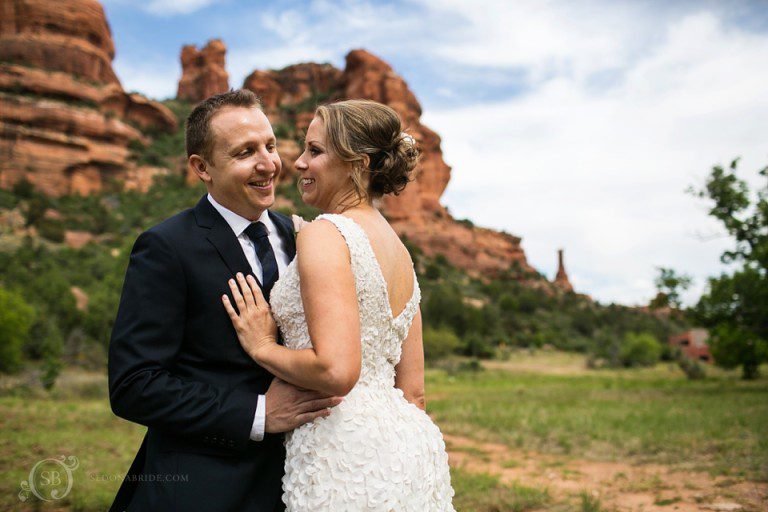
[177,39,229,103]
[554,249,574,292]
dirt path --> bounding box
[444,434,768,512]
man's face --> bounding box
[198,106,281,220]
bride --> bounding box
[222,99,455,511]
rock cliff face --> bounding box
[240,49,534,279]
[0,0,177,196]
[176,39,229,103]
[0,0,119,85]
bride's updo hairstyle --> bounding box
[315,99,419,205]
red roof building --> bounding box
[669,329,712,363]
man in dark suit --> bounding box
[108,89,339,511]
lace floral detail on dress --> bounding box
[269,213,455,512]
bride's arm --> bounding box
[223,220,361,396]
[394,308,426,410]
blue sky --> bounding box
[101,0,768,306]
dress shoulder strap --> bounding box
[315,214,370,264]
[314,214,382,287]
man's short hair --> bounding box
[185,89,262,160]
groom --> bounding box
[108,89,338,511]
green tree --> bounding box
[651,267,692,309]
[0,286,35,373]
[619,332,662,367]
[690,158,768,379]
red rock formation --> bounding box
[124,165,171,193]
[244,63,341,110]
[0,0,119,85]
[342,49,450,220]
[243,70,283,110]
[343,49,422,123]
[274,63,342,105]
[0,0,177,196]
[64,231,95,249]
[395,218,532,279]
[554,249,574,292]
[177,39,229,103]
[101,89,177,132]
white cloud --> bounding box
[103,0,222,15]
[112,57,180,100]
[225,0,427,87]
[422,8,768,306]
[143,0,221,15]
[417,0,652,84]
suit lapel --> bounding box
[207,217,254,277]
[193,195,253,278]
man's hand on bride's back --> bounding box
[264,378,342,433]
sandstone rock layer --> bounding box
[0,0,177,196]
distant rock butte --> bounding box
[0,0,177,196]
[177,39,229,103]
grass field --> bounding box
[0,351,766,511]
[429,354,768,478]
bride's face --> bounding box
[295,117,355,212]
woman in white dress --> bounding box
[222,99,455,511]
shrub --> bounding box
[0,286,35,373]
[37,218,65,242]
[423,327,462,362]
[12,178,35,199]
[0,187,19,209]
[424,261,442,280]
[620,332,662,367]
[457,358,483,373]
[462,333,496,359]
[677,356,707,380]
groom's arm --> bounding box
[108,229,258,450]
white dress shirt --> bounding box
[207,193,292,441]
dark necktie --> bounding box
[244,221,279,300]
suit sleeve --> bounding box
[108,230,258,449]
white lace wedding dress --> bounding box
[270,213,455,511]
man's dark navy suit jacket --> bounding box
[108,195,295,512]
